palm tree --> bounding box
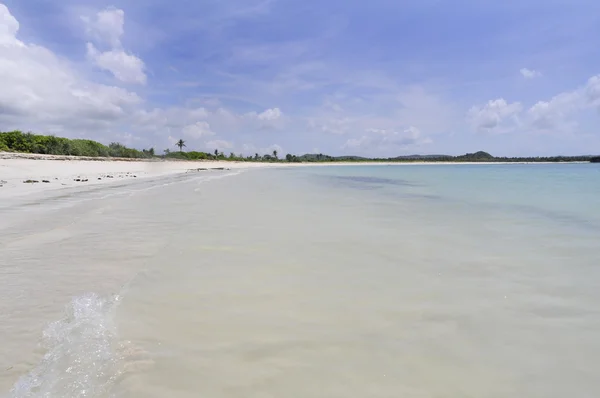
[214,149,218,157]
[273,149,278,159]
[176,139,186,152]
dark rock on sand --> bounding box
[42,180,50,183]
[23,180,39,183]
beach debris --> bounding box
[23,179,39,183]
[42,180,50,183]
[98,177,102,180]
[0,179,7,187]
[74,178,81,182]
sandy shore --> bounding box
[0,152,588,200]
[0,152,286,199]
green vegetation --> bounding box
[289,150,595,163]
[1,131,597,163]
[0,131,153,158]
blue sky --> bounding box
[1,0,600,156]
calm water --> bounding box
[1,164,600,397]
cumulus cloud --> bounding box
[182,121,215,138]
[469,75,600,135]
[81,7,124,48]
[520,68,542,79]
[256,107,282,121]
[467,99,522,133]
[525,75,600,132]
[0,4,140,135]
[244,107,285,130]
[83,8,147,85]
[0,4,19,44]
[527,92,580,131]
[86,43,146,84]
[585,75,600,109]
[344,126,431,150]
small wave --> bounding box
[8,293,124,398]
[193,170,245,191]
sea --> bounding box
[1,163,599,398]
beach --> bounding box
[1,152,589,200]
[1,159,600,397]
[0,153,287,201]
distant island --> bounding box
[1,130,597,163]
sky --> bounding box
[1,0,600,157]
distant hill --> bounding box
[591,156,600,163]
[393,154,451,160]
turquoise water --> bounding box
[2,164,600,397]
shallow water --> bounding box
[1,164,600,397]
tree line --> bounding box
[0,130,153,158]
[1,131,598,163]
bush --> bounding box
[0,130,152,159]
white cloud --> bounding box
[243,107,285,130]
[469,75,600,135]
[585,75,600,109]
[86,43,146,84]
[82,8,147,85]
[182,121,215,138]
[525,75,600,132]
[205,139,233,150]
[256,107,282,121]
[0,4,140,135]
[0,4,19,44]
[467,99,522,133]
[527,91,580,131]
[520,68,542,79]
[81,7,124,48]
[344,126,430,150]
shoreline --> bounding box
[0,152,590,200]
[0,151,591,165]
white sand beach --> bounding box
[0,152,285,200]
[0,153,429,200]
[2,152,586,201]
